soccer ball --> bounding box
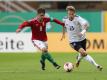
[64,62,74,72]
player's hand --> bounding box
[60,34,65,41]
[77,32,83,37]
[16,29,21,33]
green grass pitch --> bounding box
[0,52,107,80]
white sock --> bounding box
[84,55,99,67]
[77,53,83,62]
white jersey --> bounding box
[63,15,89,43]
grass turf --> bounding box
[0,52,107,80]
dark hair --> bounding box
[37,8,45,14]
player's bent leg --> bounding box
[76,48,87,67]
[78,48,103,71]
[84,55,103,71]
[42,48,61,69]
[84,54,103,71]
[45,52,61,69]
[76,53,83,67]
[76,53,83,63]
[70,43,86,67]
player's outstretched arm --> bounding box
[16,21,30,33]
[53,18,65,26]
[51,18,66,40]
[50,18,66,40]
[46,17,64,26]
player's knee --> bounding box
[42,48,47,52]
[79,48,87,57]
[79,49,87,57]
[81,51,87,57]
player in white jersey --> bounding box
[61,5,103,71]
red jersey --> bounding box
[18,17,64,41]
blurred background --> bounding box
[0,1,107,80]
[0,0,107,52]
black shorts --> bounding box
[70,39,86,51]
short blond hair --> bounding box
[66,5,75,12]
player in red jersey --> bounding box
[16,8,64,70]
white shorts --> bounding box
[32,40,48,50]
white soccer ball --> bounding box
[64,62,74,72]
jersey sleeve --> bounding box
[45,17,53,22]
[53,18,65,26]
[18,21,31,29]
[78,16,89,29]
[45,17,65,26]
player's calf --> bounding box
[40,60,45,70]
[76,60,81,67]
[76,48,87,67]
[42,47,47,53]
